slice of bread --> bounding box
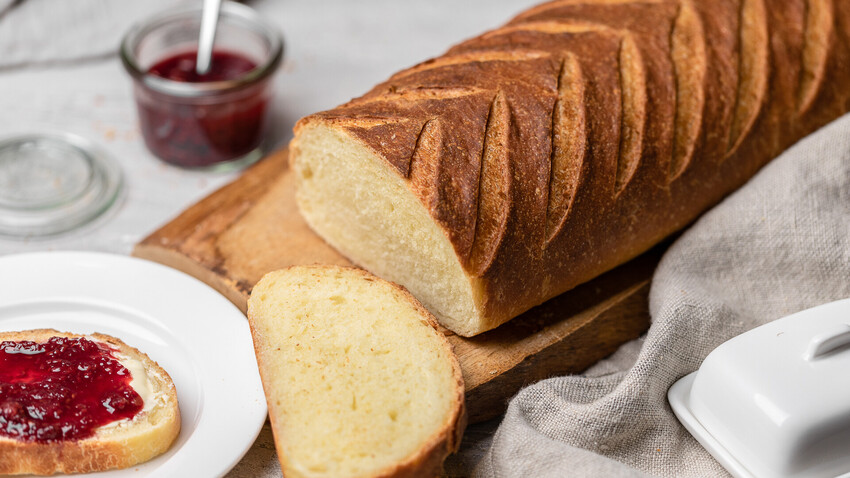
[248,266,465,478]
[0,329,181,475]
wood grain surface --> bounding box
[133,149,659,423]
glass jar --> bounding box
[120,3,283,171]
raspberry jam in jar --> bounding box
[0,336,143,443]
[148,50,257,83]
[121,3,283,171]
[138,50,265,168]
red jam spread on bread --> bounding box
[0,337,143,443]
[138,50,267,168]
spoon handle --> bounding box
[196,0,223,75]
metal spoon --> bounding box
[195,0,223,75]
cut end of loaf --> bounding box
[291,121,489,337]
[248,266,465,478]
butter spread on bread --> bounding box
[0,329,180,475]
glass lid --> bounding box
[0,133,122,237]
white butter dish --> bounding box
[668,298,850,478]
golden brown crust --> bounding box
[0,329,181,475]
[247,266,466,478]
[293,0,850,333]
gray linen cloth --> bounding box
[471,114,850,477]
[0,0,193,70]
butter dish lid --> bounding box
[668,298,850,478]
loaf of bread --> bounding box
[0,329,180,475]
[292,0,850,336]
[248,266,465,478]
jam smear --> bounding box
[0,337,143,443]
[138,50,268,168]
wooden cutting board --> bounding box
[133,149,660,423]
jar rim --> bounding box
[120,2,283,98]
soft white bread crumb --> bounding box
[0,329,180,475]
[248,266,465,478]
[292,124,484,337]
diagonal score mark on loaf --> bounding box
[323,116,414,128]
[615,33,646,195]
[481,20,610,38]
[389,50,552,83]
[798,0,834,114]
[340,87,487,109]
[407,118,444,211]
[404,120,434,179]
[469,92,512,276]
[510,0,667,23]
[726,0,769,156]
[669,0,707,181]
[545,54,587,245]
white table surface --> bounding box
[0,1,540,475]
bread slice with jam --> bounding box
[248,266,465,478]
[0,329,180,475]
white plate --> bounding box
[0,251,267,477]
